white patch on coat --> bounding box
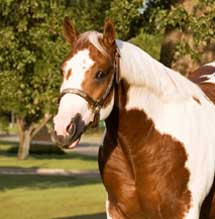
[199,62,215,84]
[205,62,215,68]
[118,40,215,218]
[54,94,94,136]
[106,198,114,219]
[100,90,115,120]
[201,72,215,84]
[61,49,94,91]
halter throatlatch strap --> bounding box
[59,44,120,128]
[114,46,120,85]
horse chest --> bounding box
[99,144,144,218]
[99,131,191,219]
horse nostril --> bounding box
[66,122,76,137]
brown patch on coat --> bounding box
[99,80,191,219]
[198,83,215,104]
[66,69,72,80]
[209,191,215,219]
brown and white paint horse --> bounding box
[54,18,215,219]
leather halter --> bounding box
[59,46,120,128]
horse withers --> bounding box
[53,18,215,219]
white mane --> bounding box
[116,40,208,103]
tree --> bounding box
[63,0,143,40]
[107,0,143,40]
[0,0,66,159]
[130,31,162,60]
[64,0,112,33]
[142,0,215,75]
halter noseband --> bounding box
[59,47,120,128]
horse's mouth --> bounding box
[61,127,84,150]
[67,137,81,149]
[54,123,84,150]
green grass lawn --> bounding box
[0,174,106,219]
[0,142,106,219]
[0,143,98,170]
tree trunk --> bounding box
[160,30,196,75]
[17,128,31,160]
[16,114,52,160]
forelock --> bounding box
[78,31,108,57]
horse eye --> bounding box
[95,71,105,80]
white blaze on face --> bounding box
[61,49,94,90]
[54,49,95,136]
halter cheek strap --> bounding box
[59,46,120,128]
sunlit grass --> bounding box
[0,174,106,219]
[0,141,106,219]
[0,143,98,171]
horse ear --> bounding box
[63,17,78,45]
[103,18,116,48]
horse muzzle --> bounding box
[53,113,85,149]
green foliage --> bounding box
[0,0,65,124]
[143,0,215,62]
[64,0,143,40]
[130,31,162,60]
[0,0,146,133]
[0,113,10,133]
[107,0,143,40]
[64,0,112,33]
[143,1,188,34]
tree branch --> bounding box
[30,113,53,139]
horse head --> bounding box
[53,17,119,149]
